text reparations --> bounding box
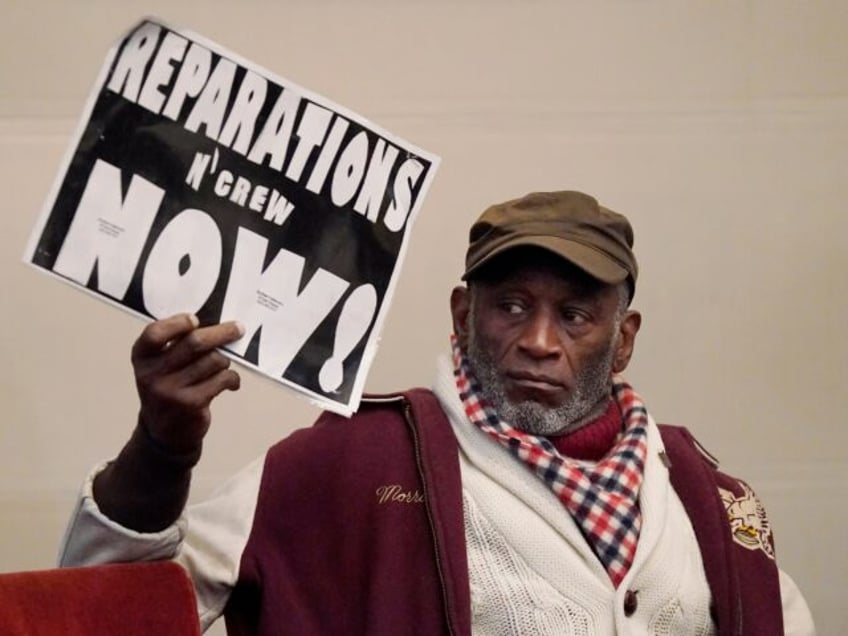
[108,22,423,232]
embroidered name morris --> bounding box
[375,484,425,504]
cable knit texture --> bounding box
[452,338,648,587]
[433,354,715,635]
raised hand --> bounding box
[93,314,245,532]
[132,313,244,454]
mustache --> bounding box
[506,370,565,388]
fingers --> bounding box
[137,358,241,453]
[188,367,241,401]
[160,322,245,373]
[175,350,236,387]
[133,314,245,371]
[132,313,199,359]
[159,367,241,413]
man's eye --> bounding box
[501,302,525,315]
[562,310,588,325]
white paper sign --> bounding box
[24,18,440,415]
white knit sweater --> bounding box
[433,354,716,635]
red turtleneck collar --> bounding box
[547,399,623,461]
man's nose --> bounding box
[517,310,563,359]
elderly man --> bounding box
[60,191,815,635]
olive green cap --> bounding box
[463,191,638,297]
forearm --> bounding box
[92,418,201,532]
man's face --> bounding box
[452,252,639,436]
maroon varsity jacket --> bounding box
[222,389,782,635]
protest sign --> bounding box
[24,18,439,415]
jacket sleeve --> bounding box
[780,569,817,636]
[58,455,266,633]
[58,461,186,567]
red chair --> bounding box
[0,561,201,635]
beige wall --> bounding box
[2,1,845,633]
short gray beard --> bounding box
[466,313,620,437]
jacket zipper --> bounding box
[402,399,457,636]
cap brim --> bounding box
[462,235,629,284]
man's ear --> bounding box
[450,285,471,348]
[613,309,641,373]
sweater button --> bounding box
[623,590,638,616]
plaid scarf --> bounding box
[452,337,649,587]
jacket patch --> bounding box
[718,483,775,560]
